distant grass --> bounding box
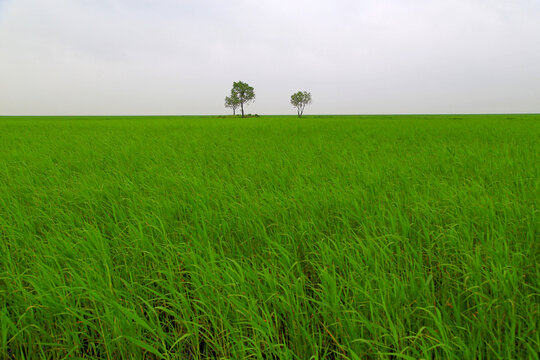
[0,114,538,359]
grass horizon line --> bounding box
[0,112,539,118]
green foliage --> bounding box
[290,91,312,117]
[224,92,240,115]
[231,81,255,117]
[0,114,538,359]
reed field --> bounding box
[0,114,538,359]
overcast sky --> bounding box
[0,0,539,115]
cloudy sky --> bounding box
[0,0,539,115]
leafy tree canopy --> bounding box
[224,91,240,115]
[290,91,312,118]
[231,81,255,117]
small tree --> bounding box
[231,81,255,118]
[224,92,240,115]
[290,91,312,118]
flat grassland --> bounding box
[0,115,538,359]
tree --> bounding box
[224,92,240,116]
[230,81,255,117]
[290,91,312,118]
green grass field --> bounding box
[0,114,538,359]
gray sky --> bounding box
[0,0,539,115]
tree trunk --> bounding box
[241,102,244,117]
[233,108,235,116]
